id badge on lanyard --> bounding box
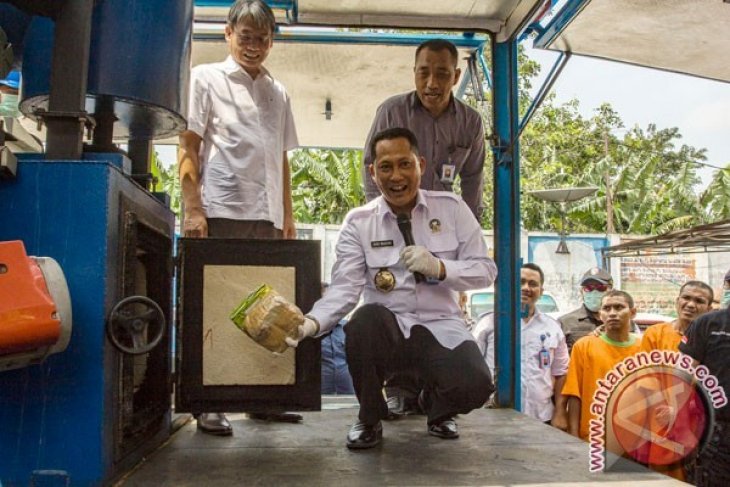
[539,334,550,369]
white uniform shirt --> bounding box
[309,190,497,350]
[187,56,298,229]
[472,311,570,421]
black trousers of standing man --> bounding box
[345,303,494,426]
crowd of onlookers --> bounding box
[322,265,730,483]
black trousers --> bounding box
[345,303,494,426]
[207,218,282,239]
[694,420,730,486]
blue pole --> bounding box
[491,38,521,410]
[194,29,487,49]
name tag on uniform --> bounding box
[371,240,394,248]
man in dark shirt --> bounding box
[679,307,730,486]
[362,39,485,221]
[559,267,614,352]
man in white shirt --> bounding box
[178,0,299,436]
[472,263,570,429]
[287,127,497,449]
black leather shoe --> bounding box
[248,412,303,423]
[428,418,459,439]
[346,420,382,449]
[197,412,233,436]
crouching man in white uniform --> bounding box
[286,127,496,449]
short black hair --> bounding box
[522,263,544,285]
[415,39,459,66]
[602,289,635,309]
[679,280,714,303]
[369,127,420,160]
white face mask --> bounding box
[721,289,730,309]
[583,290,605,312]
[0,93,19,117]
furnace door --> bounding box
[175,238,321,413]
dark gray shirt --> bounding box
[558,305,602,353]
[363,91,485,220]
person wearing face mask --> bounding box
[559,267,614,352]
[721,269,730,309]
[0,70,20,118]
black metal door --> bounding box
[175,238,321,413]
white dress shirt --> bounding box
[472,310,570,421]
[187,56,298,229]
[308,190,497,350]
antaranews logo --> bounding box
[588,350,727,472]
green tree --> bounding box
[701,165,730,221]
[290,148,365,224]
[151,151,182,217]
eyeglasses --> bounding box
[582,283,609,293]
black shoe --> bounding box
[428,418,458,439]
[248,412,303,423]
[197,412,233,436]
[346,420,383,449]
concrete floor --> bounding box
[119,398,684,486]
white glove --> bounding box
[400,245,442,279]
[285,317,319,348]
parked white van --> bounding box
[465,287,560,321]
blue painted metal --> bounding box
[491,39,522,410]
[195,0,295,7]
[518,51,570,137]
[533,0,593,49]
[20,0,193,141]
[0,157,116,486]
[455,62,471,99]
[194,28,487,48]
[477,46,492,90]
[528,235,609,264]
[0,156,172,486]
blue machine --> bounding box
[0,0,192,485]
[0,154,174,486]
[20,0,190,142]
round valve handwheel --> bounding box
[107,296,165,355]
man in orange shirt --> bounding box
[563,290,642,440]
[640,281,713,481]
[641,281,713,354]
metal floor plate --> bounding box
[119,400,683,486]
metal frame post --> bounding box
[491,38,521,409]
[45,0,94,160]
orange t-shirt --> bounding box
[639,321,689,481]
[562,333,641,440]
[640,322,681,353]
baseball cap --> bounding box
[580,267,613,286]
